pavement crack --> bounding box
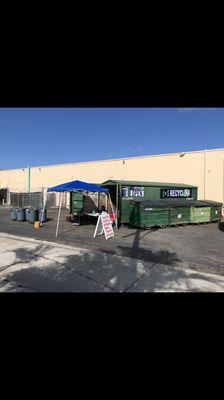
[0,276,36,292]
[3,247,114,292]
[123,262,157,292]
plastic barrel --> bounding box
[17,208,26,222]
[28,208,38,223]
[38,209,47,223]
[25,208,30,221]
[10,208,17,221]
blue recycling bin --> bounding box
[28,208,38,223]
[25,208,30,221]
[10,208,17,221]
[17,208,26,222]
[38,209,47,223]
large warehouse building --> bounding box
[0,148,224,204]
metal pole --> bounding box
[7,189,10,206]
[40,190,47,227]
[106,193,108,212]
[27,164,30,193]
[56,192,62,238]
[108,192,117,230]
[116,182,119,230]
[97,192,99,211]
[109,193,115,214]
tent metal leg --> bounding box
[56,192,62,238]
[40,191,47,227]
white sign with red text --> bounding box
[94,212,114,240]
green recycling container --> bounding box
[210,204,222,222]
[190,201,211,224]
[200,200,222,222]
[166,199,192,226]
[129,200,170,229]
[70,192,84,215]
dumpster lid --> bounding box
[162,199,196,207]
[193,201,212,207]
[202,199,223,206]
[128,200,170,208]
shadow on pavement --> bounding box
[1,242,224,292]
[2,225,224,292]
[0,232,182,292]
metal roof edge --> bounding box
[0,147,224,172]
[101,180,198,188]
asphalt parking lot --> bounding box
[1,207,224,276]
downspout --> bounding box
[203,150,206,200]
[116,181,119,229]
[27,164,30,193]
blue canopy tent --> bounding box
[47,180,110,237]
[48,180,109,194]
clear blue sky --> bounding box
[0,108,223,169]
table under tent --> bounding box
[47,180,116,237]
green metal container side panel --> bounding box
[129,206,142,227]
[190,188,197,200]
[210,205,222,221]
[129,205,169,228]
[121,198,133,223]
[144,186,194,201]
[121,186,197,202]
[124,199,169,224]
[71,192,84,214]
[141,210,169,228]
[120,187,164,222]
[169,207,191,225]
[129,211,169,228]
[144,186,160,201]
[190,207,211,223]
[197,201,222,222]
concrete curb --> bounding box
[0,232,86,252]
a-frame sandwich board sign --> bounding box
[93,212,114,240]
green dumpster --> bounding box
[70,192,84,215]
[201,200,223,222]
[166,199,192,226]
[129,200,170,229]
[101,179,198,227]
[190,201,211,224]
